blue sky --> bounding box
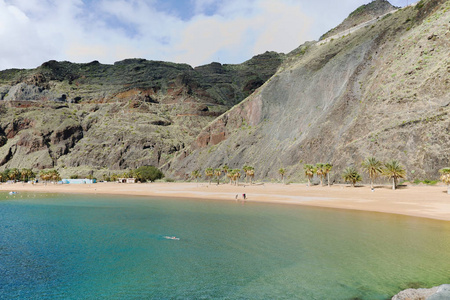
[0,0,409,71]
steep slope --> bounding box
[0,52,283,177]
[168,0,450,182]
[320,0,398,40]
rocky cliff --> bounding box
[0,52,283,177]
[167,0,450,182]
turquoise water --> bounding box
[1,193,450,299]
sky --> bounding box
[0,0,408,70]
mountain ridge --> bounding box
[166,0,450,182]
[0,52,284,176]
[0,0,448,183]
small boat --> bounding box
[163,236,180,240]
[9,191,17,195]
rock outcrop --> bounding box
[392,284,450,300]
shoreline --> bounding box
[2,181,450,221]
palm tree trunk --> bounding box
[370,179,373,189]
[327,173,330,187]
[307,178,310,187]
[392,178,396,190]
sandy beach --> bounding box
[2,181,450,221]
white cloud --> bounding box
[0,0,54,69]
[251,1,312,56]
[192,0,218,14]
[174,0,312,66]
[0,0,407,71]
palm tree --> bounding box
[23,168,34,182]
[27,169,35,182]
[304,164,316,186]
[2,169,10,182]
[278,168,286,184]
[439,168,450,194]
[315,163,325,186]
[383,160,406,190]
[228,169,235,185]
[222,164,229,174]
[323,163,333,187]
[50,170,61,183]
[21,168,29,182]
[111,173,119,182]
[231,169,241,186]
[134,171,141,182]
[39,170,51,183]
[205,168,214,185]
[246,166,255,185]
[342,167,362,187]
[226,172,232,185]
[191,170,201,183]
[214,168,222,185]
[9,168,20,183]
[222,165,232,184]
[361,157,383,189]
[242,165,249,183]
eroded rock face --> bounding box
[168,0,450,181]
[0,52,283,175]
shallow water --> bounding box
[1,192,449,299]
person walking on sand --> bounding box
[242,193,246,201]
[235,194,238,201]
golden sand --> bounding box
[3,182,450,221]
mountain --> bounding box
[167,0,450,182]
[0,52,283,177]
[320,0,398,41]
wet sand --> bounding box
[3,182,450,221]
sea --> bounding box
[1,192,449,299]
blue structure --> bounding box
[62,179,96,184]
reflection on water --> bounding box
[1,192,449,299]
